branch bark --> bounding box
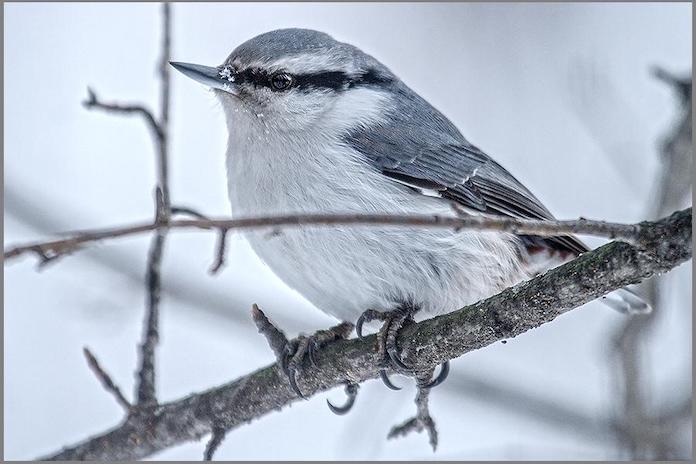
[41,207,691,461]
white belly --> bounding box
[226,130,527,322]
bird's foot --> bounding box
[356,305,450,391]
[251,304,353,400]
[280,322,354,398]
[387,370,439,451]
[326,382,360,415]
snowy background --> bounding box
[4,2,692,460]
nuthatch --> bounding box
[172,28,648,402]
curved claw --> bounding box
[327,398,352,415]
[280,341,306,399]
[387,346,412,371]
[356,313,368,340]
[422,361,450,389]
[326,383,359,415]
[308,340,319,368]
[385,312,414,371]
[356,309,384,340]
[286,365,305,399]
[379,370,402,391]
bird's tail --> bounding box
[600,286,652,314]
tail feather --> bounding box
[601,287,652,314]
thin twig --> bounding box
[83,88,163,143]
[40,208,691,460]
[652,66,692,103]
[3,212,648,265]
[251,304,289,360]
[387,369,438,450]
[203,425,227,461]
[82,347,132,412]
[611,68,692,459]
[134,2,172,408]
[83,4,173,410]
[209,228,229,274]
[171,206,211,220]
[158,2,171,209]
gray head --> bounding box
[171,29,398,130]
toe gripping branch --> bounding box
[251,303,448,440]
[251,304,355,403]
[356,306,449,451]
[356,307,450,391]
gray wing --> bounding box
[342,82,587,255]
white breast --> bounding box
[223,90,529,322]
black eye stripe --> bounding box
[231,67,392,91]
[295,71,351,91]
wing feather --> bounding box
[342,82,587,255]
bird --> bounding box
[171,28,649,409]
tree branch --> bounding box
[83,87,163,144]
[78,3,173,411]
[82,347,132,413]
[4,211,650,265]
[611,68,692,459]
[40,208,691,460]
[134,2,172,409]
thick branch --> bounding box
[4,212,649,265]
[41,208,691,461]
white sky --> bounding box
[4,3,692,460]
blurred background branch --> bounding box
[568,57,692,459]
[610,68,692,460]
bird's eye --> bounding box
[270,72,293,91]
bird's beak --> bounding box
[169,61,239,95]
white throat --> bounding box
[223,87,395,217]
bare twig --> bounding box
[134,2,172,409]
[203,425,227,461]
[80,4,172,410]
[82,347,132,413]
[39,208,692,460]
[251,304,289,360]
[611,68,692,459]
[158,2,172,208]
[209,228,229,274]
[4,212,651,265]
[136,223,166,407]
[652,66,692,104]
[171,206,211,220]
[83,87,163,143]
[388,370,438,450]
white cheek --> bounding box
[320,87,391,131]
[273,87,392,134]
